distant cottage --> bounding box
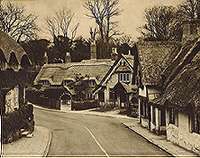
[33,41,137,112]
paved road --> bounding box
[34,107,170,157]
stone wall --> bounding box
[167,124,200,154]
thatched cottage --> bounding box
[0,30,31,114]
[0,30,34,144]
[136,40,181,133]
[33,42,137,111]
[136,19,200,154]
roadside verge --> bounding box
[33,104,135,120]
[2,126,52,157]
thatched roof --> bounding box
[137,41,181,86]
[34,61,113,86]
[155,61,200,109]
[122,54,134,66]
[162,38,200,89]
[0,30,27,64]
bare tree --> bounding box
[84,0,121,43]
[114,35,135,47]
[141,6,182,41]
[46,8,79,41]
[0,2,38,42]
[89,27,97,42]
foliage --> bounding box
[0,2,38,42]
[141,6,182,41]
[2,104,34,144]
[72,74,91,101]
[177,0,200,20]
[20,39,50,66]
[71,100,98,110]
[26,88,61,110]
[71,37,90,62]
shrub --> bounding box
[71,100,98,110]
[26,89,60,109]
[2,104,34,144]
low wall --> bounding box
[167,124,200,154]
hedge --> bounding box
[2,104,35,144]
[26,88,60,109]
[71,100,98,110]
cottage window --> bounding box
[127,73,130,81]
[40,80,49,86]
[98,91,104,102]
[169,108,176,124]
[140,99,144,116]
[140,97,148,118]
[161,109,166,126]
[191,113,200,134]
[109,88,116,101]
[118,73,130,83]
[152,107,156,124]
[90,80,96,87]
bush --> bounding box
[26,89,60,109]
[2,104,35,144]
[71,100,98,110]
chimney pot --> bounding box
[65,52,71,63]
[90,41,97,59]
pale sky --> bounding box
[8,0,184,40]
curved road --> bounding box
[34,107,170,157]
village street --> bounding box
[34,107,170,157]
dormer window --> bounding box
[39,80,50,86]
[90,80,96,87]
[119,73,131,83]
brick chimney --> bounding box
[44,52,48,64]
[90,41,97,59]
[182,19,200,42]
[111,47,118,60]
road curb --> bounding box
[122,123,199,157]
[122,123,174,157]
[33,104,135,120]
[42,129,52,157]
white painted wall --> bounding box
[167,112,200,154]
[139,86,147,97]
[5,86,19,113]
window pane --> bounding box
[124,73,126,81]
[127,73,130,81]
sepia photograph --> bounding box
[0,0,200,157]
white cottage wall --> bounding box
[5,86,19,113]
[167,112,200,154]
